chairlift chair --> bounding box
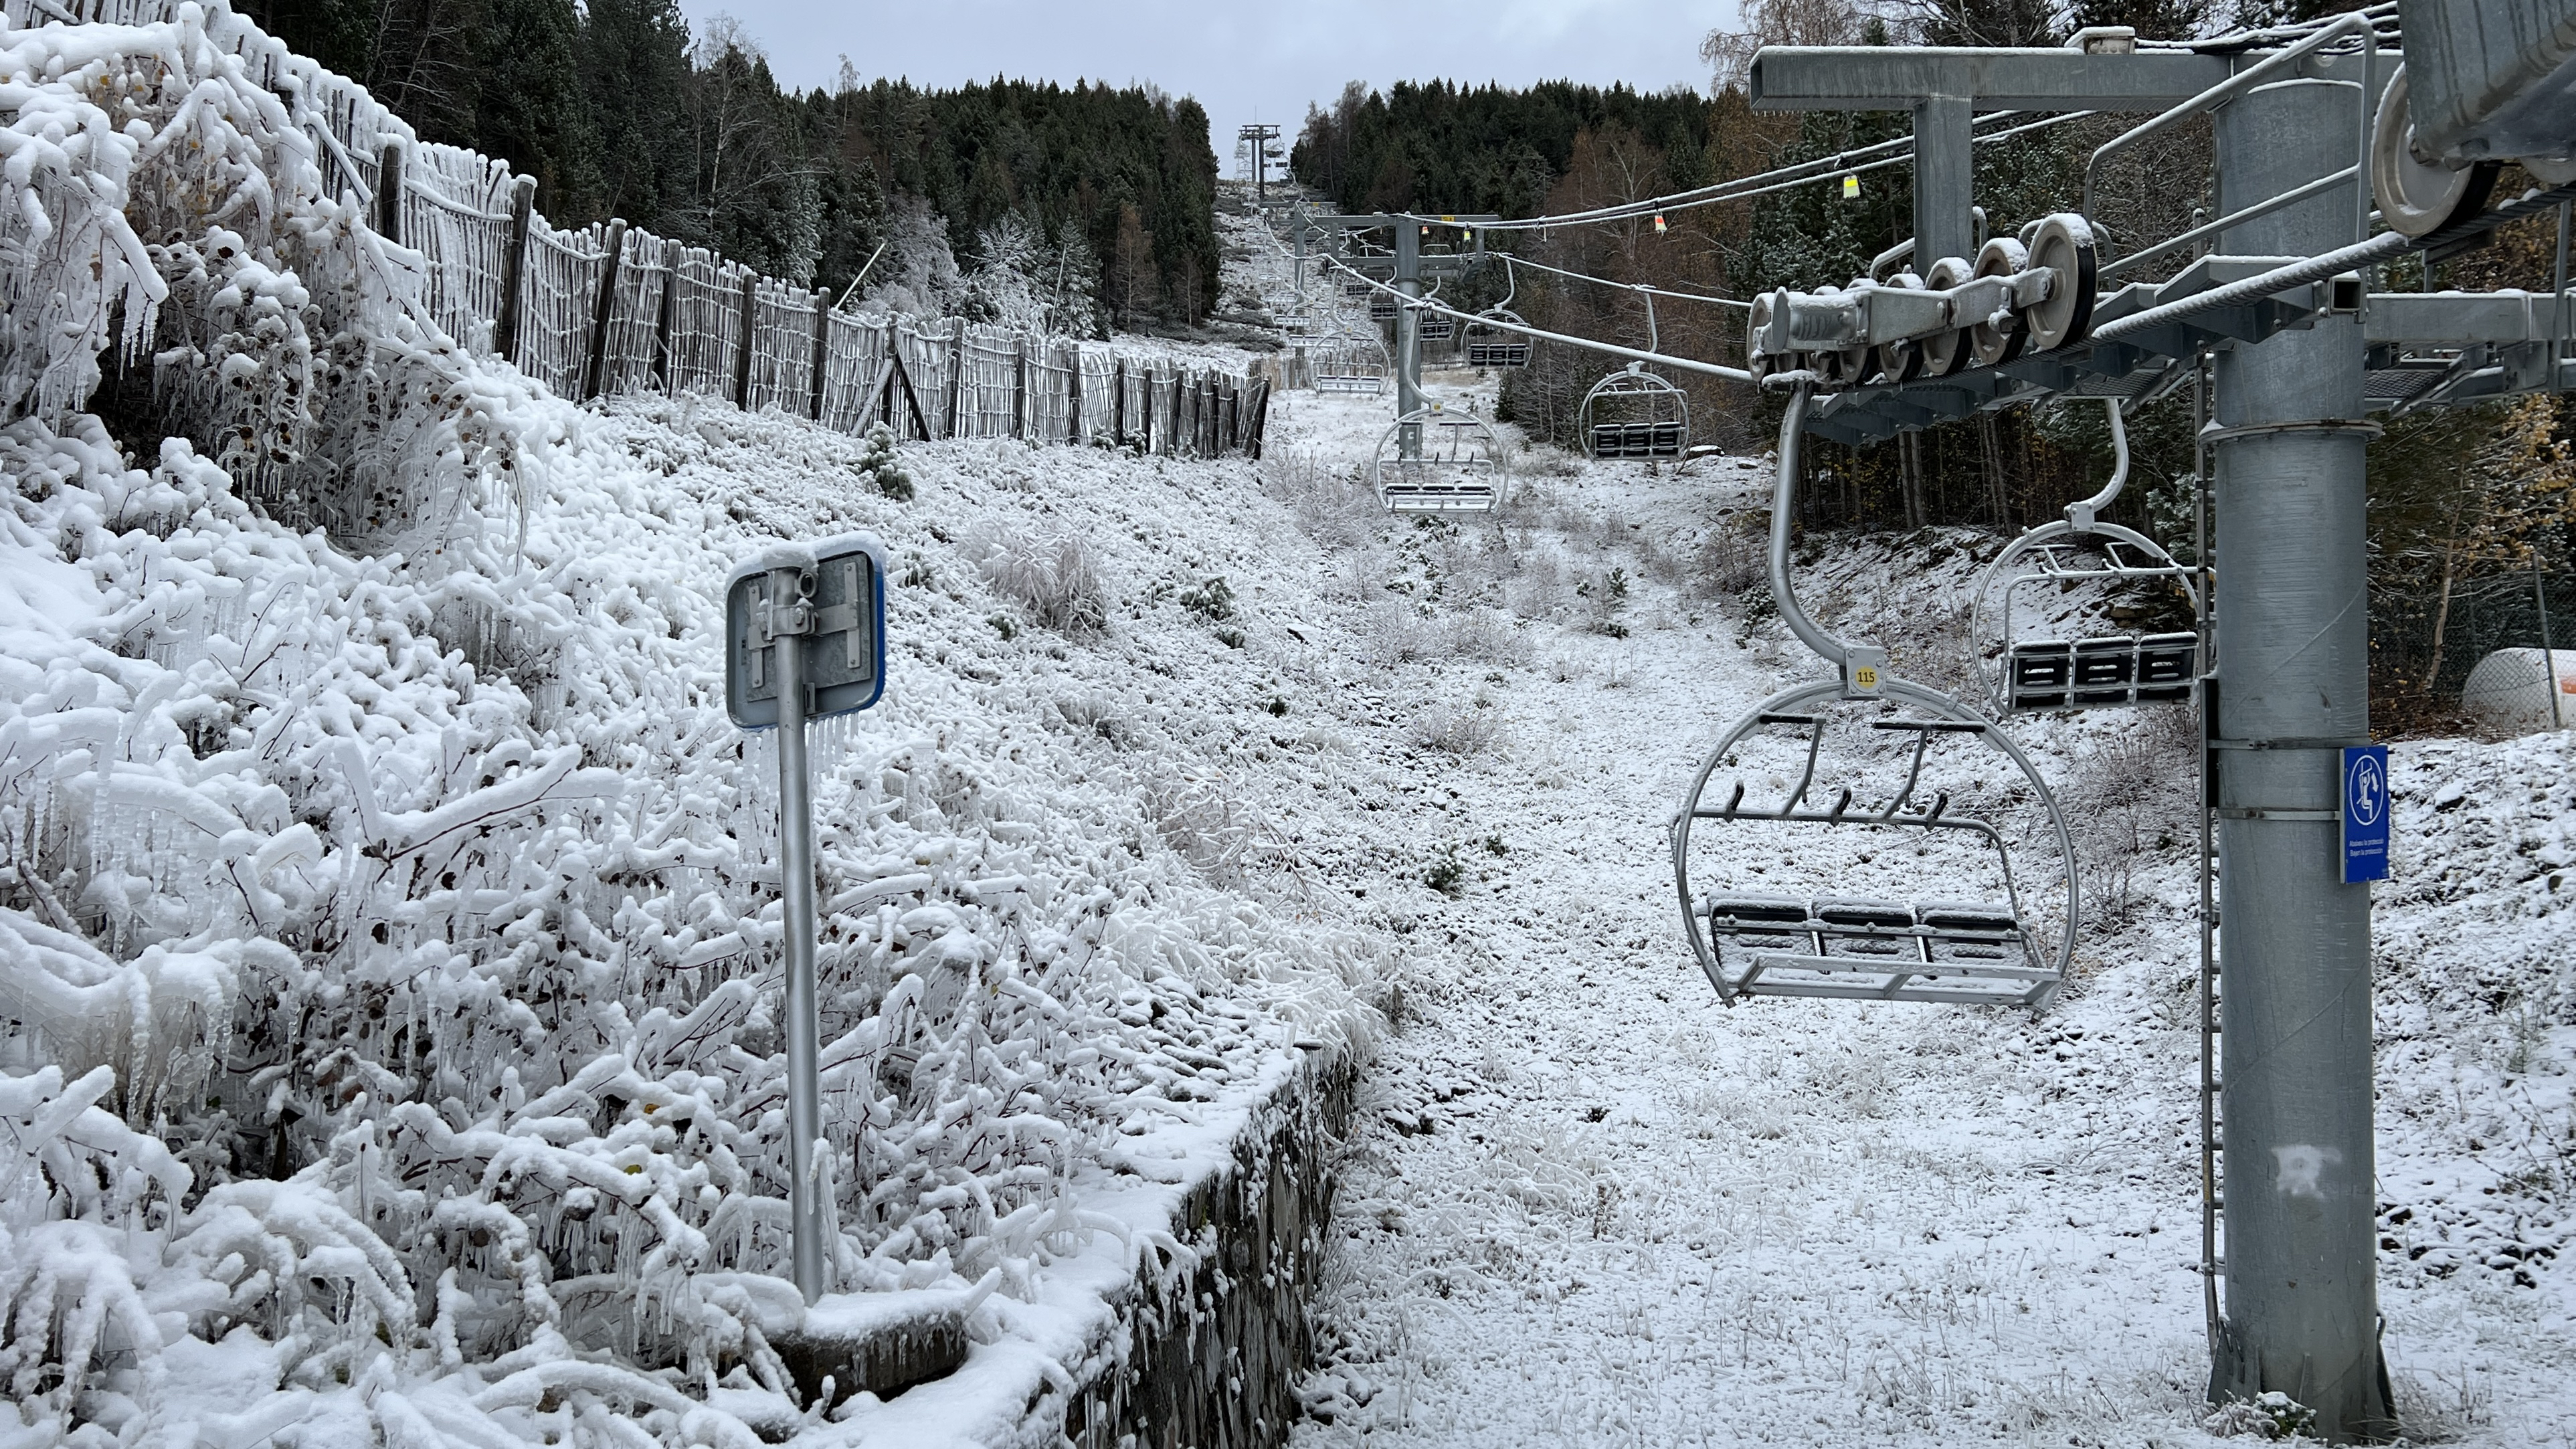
[1580,363,1690,460]
[1671,381,2076,1010]
[1673,686,2077,1007]
[1466,261,1536,367]
[1466,308,1534,368]
[1371,405,1509,514]
[1968,397,2202,713]
[1309,335,1392,396]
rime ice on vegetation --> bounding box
[0,14,1390,1445]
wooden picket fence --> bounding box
[3,0,1271,458]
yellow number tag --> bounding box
[1853,665,1880,690]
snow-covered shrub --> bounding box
[1408,702,1499,757]
[2063,712,2195,928]
[2204,1390,2318,1439]
[1140,768,1273,882]
[1177,575,1236,622]
[856,421,914,500]
[971,523,1110,636]
[1445,607,1532,667]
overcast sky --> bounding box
[676,0,1738,180]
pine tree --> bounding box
[579,0,693,226]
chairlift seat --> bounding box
[1467,341,1532,367]
[1380,474,1499,513]
[1693,893,2055,1004]
[1814,898,1918,960]
[1370,296,1398,321]
[2005,632,2199,709]
[1591,421,1686,460]
[1419,317,1455,341]
[1701,895,1818,957]
[1916,902,2040,974]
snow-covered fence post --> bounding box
[651,240,681,391]
[1113,359,1126,446]
[581,219,628,402]
[494,174,539,364]
[944,322,965,439]
[1067,344,1083,444]
[1012,339,1028,440]
[373,141,405,246]
[809,290,831,422]
[732,272,758,407]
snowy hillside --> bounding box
[0,12,1402,1442]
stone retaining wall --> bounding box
[1032,1043,1360,1448]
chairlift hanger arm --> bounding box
[1768,385,1855,669]
[2064,395,2129,528]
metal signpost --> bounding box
[725,535,890,1303]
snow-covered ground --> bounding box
[1252,360,2576,1445]
[3,36,2568,1440]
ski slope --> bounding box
[1254,367,2576,1446]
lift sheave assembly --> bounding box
[1670,387,2076,1009]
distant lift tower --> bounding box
[1238,123,1283,207]
[1299,209,1499,456]
[1742,11,2576,1442]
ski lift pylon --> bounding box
[1968,397,2202,712]
[1670,383,2076,1009]
[1371,405,1509,514]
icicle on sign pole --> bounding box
[725,535,891,1303]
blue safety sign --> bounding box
[2340,745,2389,884]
